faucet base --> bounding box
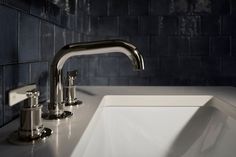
[8,127,52,145]
[65,99,83,106]
[42,111,73,120]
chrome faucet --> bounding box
[43,40,144,120]
[8,84,52,144]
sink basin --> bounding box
[71,95,236,157]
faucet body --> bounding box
[8,85,52,144]
[48,40,144,117]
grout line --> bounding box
[0,66,3,127]
[17,12,20,64]
[39,20,42,61]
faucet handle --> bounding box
[67,70,78,80]
[65,70,82,106]
[9,84,37,106]
[66,70,78,87]
[24,90,40,108]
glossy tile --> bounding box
[88,77,108,85]
[0,67,3,127]
[89,0,108,16]
[0,5,18,65]
[129,77,149,85]
[108,0,128,16]
[201,16,220,35]
[66,30,73,44]
[168,37,189,56]
[5,0,30,12]
[18,63,30,86]
[139,16,159,35]
[179,16,200,36]
[98,56,119,77]
[150,0,170,15]
[55,26,66,53]
[211,0,230,15]
[211,37,230,56]
[46,1,61,25]
[159,16,179,35]
[108,77,129,85]
[18,13,40,63]
[30,0,46,18]
[190,37,209,56]
[41,21,54,62]
[119,16,138,35]
[150,36,168,56]
[128,0,148,16]
[97,17,118,36]
[30,62,49,102]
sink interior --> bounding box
[71,95,236,157]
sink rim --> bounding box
[100,95,213,107]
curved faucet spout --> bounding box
[48,40,144,117]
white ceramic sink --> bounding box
[71,95,236,157]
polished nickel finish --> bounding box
[9,84,36,106]
[46,40,145,119]
[8,128,52,145]
[42,111,72,120]
[8,85,52,145]
[19,105,43,139]
[65,70,83,106]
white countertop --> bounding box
[0,86,236,157]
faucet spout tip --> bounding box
[133,49,145,71]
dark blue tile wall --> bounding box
[128,0,148,16]
[108,0,128,16]
[84,0,236,87]
[0,67,2,126]
[0,5,18,65]
[0,0,236,127]
[5,0,30,12]
[19,13,40,63]
[41,21,55,62]
[55,25,66,52]
[30,62,48,102]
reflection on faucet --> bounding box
[43,40,145,120]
